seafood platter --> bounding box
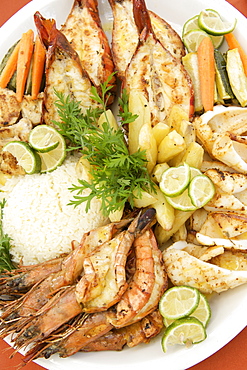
[0,0,247,369]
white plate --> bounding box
[1,0,247,369]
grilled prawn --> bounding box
[24,309,163,362]
[21,226,166,360]
[81,309,163,351]
[9,210,158,349]
[0,219,131,334]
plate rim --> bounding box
[1,1,247,370]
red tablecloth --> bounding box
[0,0,247,369]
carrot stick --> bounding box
[0,42,20,88]
[16,29,34,102]
[31,35,46,99]
[197,36,215,112]
[225,32,247,76]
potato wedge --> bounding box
[151,162,169,183]
[139,122,157,173]
[155,209,194,245]
[152,122,170,146]
[133,188,157,208]
[98,109,118,131]
[180,141,204,169]
[128,90,151,154]
[109,207,124,222]
[150,186,175,231]
[166,105,189,130]
[157,130,186,163]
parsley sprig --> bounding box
[0,199,15,272]
[54,75,155,216]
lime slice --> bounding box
[161,317,207,352]
[163,316,174,328]
[159,163,190,197]
[191,292,211,328]
[29,125,61,153]
[190,166,203,179]
[2,141,41,175]
[38,135,66,173]
[188,175,215,208]
[159,285,200,320]
[183,29,223,52]
[198,9,237,36]
[163,291,211,328]
[182,15,224,49]
[183,29,209,53]
[182,15,200,36]
[166,188,197,211]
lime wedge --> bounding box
[161,317,207,352]
[159,163,190,197]
[2,141,41,175]
[198,9,237,36]
[166,188,197,211]
[159,285,200,320]
[188,174,215,208]
[29,125,61,153]
[38,135,66,173]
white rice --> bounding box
[1,155,108,265]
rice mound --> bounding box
[1,155,108,265]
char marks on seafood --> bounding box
[109,0,185,80]
[34,12,100,126]
[112,0,194,125]
[0,209,167,361]
[61,0,116,99]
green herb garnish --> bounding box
[0,199,15,271]
[54,74,155,216]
